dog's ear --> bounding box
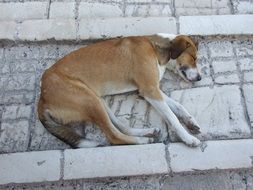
[149,34,171,49]
[170,37,190,59]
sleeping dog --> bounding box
[38,33,202,148]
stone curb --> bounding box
[0,15,253,42]
[179,15,253,35]
[0,139,253,185]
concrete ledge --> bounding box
[180,15,253,35]
[64,143,168,180]
[169,139,253,172]
[1,15,253,42]
[0,140,253,185]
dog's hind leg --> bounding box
[102,100,160,137]
[161,92,201,134]
[40,110,101,148]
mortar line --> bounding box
[60,150,65,181]
[165,143,172,174]
[46,0,52,19]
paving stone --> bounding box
[0,2,47,21]
[179,15,253,35]
[170,85,251,140]
[168,139,253,172]
[243,84,253,123]
[125,4,172,17]
[238,58,253,71]
[64,143,168,180]
[128,176,160,190]
[0,150,61,184]
[131,97,148,128]
[2,105,32,120]
[5,73,36,91]
[83,178,130,190]
[0,60,10,74]
[234,1,253,14]
[2,92,34,105]
[212,59,237,74]
[29,120,70,151]
[19,19,76,41]
[78,17,176,40]
[0,120,29,153]
[0,21,16,40]
[79,2,123,18]
[175,0,212,8]
[244,71,253,83]
[197,42,209,59]
[9,59,36,73]
[234,40,253,57]
[161,172,233,190]
[50,2,75,19]
[208,41,234,58]
[176,8,217,16]
[215,74,240,84]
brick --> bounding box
[64,143,168,180]
[78,17,176,40]
[169,139,253,172]
[50,2,75,19]
[244,71,253,83]
[2,105,32,120]
[180,15,253,35]
[197,42,208,59]
[125,4,172,17]
[243,84,253,123]
[0,2,47,21]
[19,19,76,41]
[79,2,123,18]
[234,1,253,14]
[212,59,237,74]
[0,150,61,185]
[9,59,36,73]
[176,8,216,16]
[2,92,34,104]
[175,0,211,7]
[0,120,29,153]
[208,41,234,58]
[170,85,251,140]
[238,58,253,71]
[5,73,36,91]
[214,74,240,84]
[0,21,16,40]
[161,172,234,190]
[235,42,253,57]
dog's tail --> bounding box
[40,109,83,148]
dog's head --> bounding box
[169,35,201,82]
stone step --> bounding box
[0,139,253,185]
[1,15,253,41]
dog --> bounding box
[38,33,202,148]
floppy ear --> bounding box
[170,38,190,59]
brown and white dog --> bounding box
[38,33,202,148]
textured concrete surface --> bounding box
[1,37,253,153]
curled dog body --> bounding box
[38,34,202,148]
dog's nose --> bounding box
[196,75,201,81]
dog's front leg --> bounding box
[144,91,201,147]
[161,92,201,134]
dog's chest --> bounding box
[157,64,166,81]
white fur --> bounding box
[158,63,166,81]
[157,33,177,40]
[77,139,100,148]
[185,68,199,81]
[144,94,201,147]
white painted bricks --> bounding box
[0,2,47,21]
[78,17,177,39]
[169,139,253,172]
[50,2,75,19]
[0,21,16,40]
[18,19,76,41]
[180,15,253,35]
[64,143,168,180]
[0,150,61,184]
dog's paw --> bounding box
[187,123,201,134]
[136,137,154,144]
[183,135,201,147]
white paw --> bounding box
[137,137,154,144]
[183,135,201,147]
